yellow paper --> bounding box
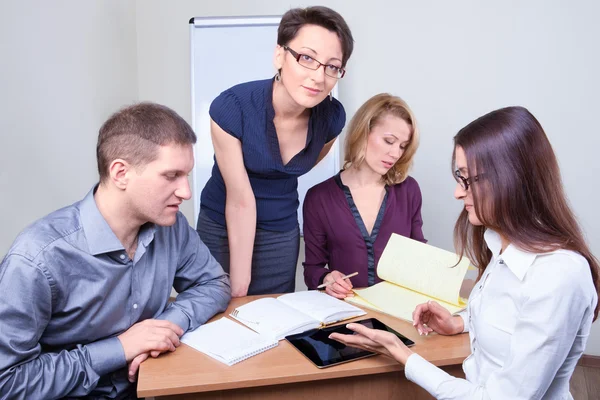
[348,283,465,322]
[344,295,383,312]
[347,234,469,322]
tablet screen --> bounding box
[285,317,415,368]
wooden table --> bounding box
[137,295,470,399]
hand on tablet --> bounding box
[412,300,464,336]
[322,271,354,299]
[329,323,413,365]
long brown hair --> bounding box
[343,93,419,185]
[452,106,600,320]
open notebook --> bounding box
[346,233,470,322]
[230,291,366,340]
[181,317,278,366]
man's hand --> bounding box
[117,319,184,362]
[127,353,149,383]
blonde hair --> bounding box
[343,93,419,185]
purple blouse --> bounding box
[302,173,426,289]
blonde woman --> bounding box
[303,94,425,298]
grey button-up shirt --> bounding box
[0,187,231,399]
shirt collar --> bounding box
[334,170,345,189]
[265,77,276,122]
[484,229,537,281]
[79,185,156,256]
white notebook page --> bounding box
[181,317,278,366]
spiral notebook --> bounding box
[181,317,278,366]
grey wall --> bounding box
[0,0,139,255]
[1,0,598,354]
[135,0,600,355]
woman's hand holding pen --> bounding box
[412,300,464,336]
[320,270,355,299]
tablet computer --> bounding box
[285,317,415,368]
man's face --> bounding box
[126,143,194,226]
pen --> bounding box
[317,272,359,289]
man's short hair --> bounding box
[97,102,197,182]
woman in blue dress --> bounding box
[196,6,354,296]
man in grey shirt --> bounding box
[0,103,231,399]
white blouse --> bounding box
[404,230,597,399]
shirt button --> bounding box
[133,304,138,309]
[119,254,126,260]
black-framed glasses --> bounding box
[454,170,480,191]
[282,45,346,79]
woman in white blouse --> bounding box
[330,106,599,399]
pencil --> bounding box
[316,272,359,289]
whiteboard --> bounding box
[190,16,340,234]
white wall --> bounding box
[1,0,597,355]
[0,0,138,256]
[135,0,600,354]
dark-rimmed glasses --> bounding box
[454,170,480,191]
[282,45,346,79]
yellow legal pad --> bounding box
[346,234,469,322]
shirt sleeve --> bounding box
[454,308,470,333]
[0,254,126,398]
[157,213,231,332]
[406,177,427,243]
[325,98,346,143]
[302,187,331,289]
[209,89,244,140]
[404,256,595,400]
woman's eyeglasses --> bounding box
[454,170,480,191]
[282,45,345,79]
